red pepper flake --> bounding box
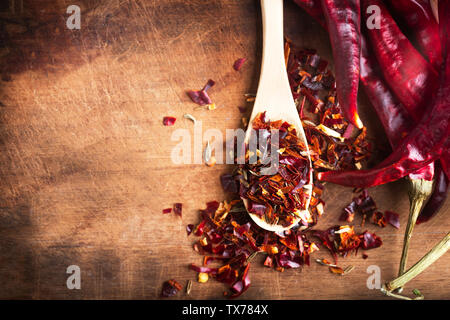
[371,211,386,228]
[161,279,182,297]
[163,116,176,126]
[233,58,247,71]
[385,211,400,229]
[187,79,215,106]
[162,208,172,214]
[173,203,182,218]
[360,231,383,250]
[329,266,344,275]
[186,224,194,236]
[220,174,239,193]
[362,254,369,259]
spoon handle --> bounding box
[255,0,292,114]
[249,0,298,129]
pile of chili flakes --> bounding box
[286,42,372,173]
[164,45,385,298]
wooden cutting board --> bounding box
[0,0,448,299]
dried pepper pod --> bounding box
[321,0,363,129]
[360,34,437,282]
[318,60,449,188]
[362,0,439,122]
[417,164,449,224]
[319,0,450,187]
[385,0,442,71]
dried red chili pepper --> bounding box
[319,2,450,187]
[417,163,449,224]
[162,208,172,214]
[360,34,440,226]
[362,0,438,122]
[385,0,442,71]
[320,0,363,129]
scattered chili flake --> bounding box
[385,211,400,229]
[329,266,345,275]
[220,174,239,193]
[312,225,382,264]
[161,279,182,298]
[233,58,247,71]
[186,280,192,295]
[188,200,317,298]
[162,208,172,214]
[360,231,382,250]
[372,211,387,228]
[198,272,209,283]
[187,79,215,106]
[186,224,195,236]
[173,203,182,218]
[315,258,336,267]
[362,254,369,259]
[163,116,176,126]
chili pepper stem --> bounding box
[383,232,450,299]
[396,179,433,292]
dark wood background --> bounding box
[0,0,448,299]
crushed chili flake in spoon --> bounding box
[239,112,313,228]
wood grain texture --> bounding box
[0,0,448,300]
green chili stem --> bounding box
[386,232,450,294]
[397,179,434,292]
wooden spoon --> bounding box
[242,0,313,232]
